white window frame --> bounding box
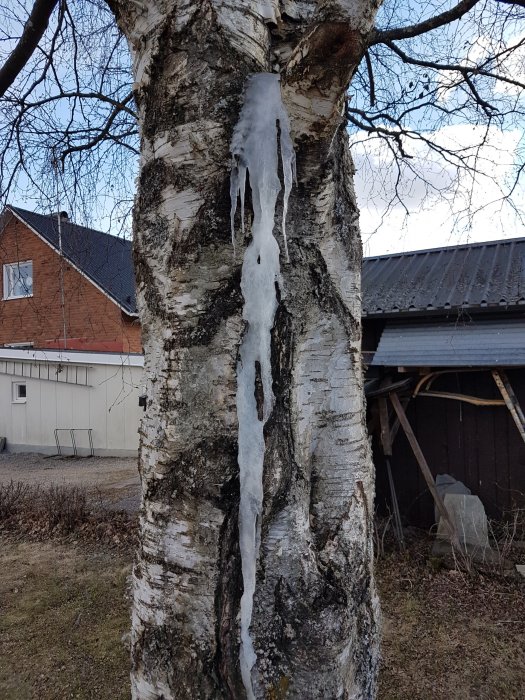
[12,381,27,404]
[3,260,33,300]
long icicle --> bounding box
[230,72,295,699]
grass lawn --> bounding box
[377,536,525,700]
[0,531,524,699]
[0,537,131,700]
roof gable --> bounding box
[5,206,137,315]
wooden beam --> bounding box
[366,377,413,398]
[390,396,411,447]
[414,368,499,397]
[389,391,460,547]
[413,371,438,397]
[492,370,525,446]
[378,397,392,456]
[417,390,505,407]
[385,457,405,549]
[376,396,404,547]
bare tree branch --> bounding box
[382,39,525,93]
[364,50,376,107]
[0,0,58,98]
[369,0,481,46]
[0,0,524,242]
[0,0,137,233]
[12,90,137,118]
[58,92,138,162]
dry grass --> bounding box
[378,531,525,700]
[0,523,523,698]
[0,537,131,700]
[0,480,89,527]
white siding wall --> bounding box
[0,350,143,456]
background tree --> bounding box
[0,0,136,230]
[1,1,524,698]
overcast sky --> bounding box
[353,124,525,257]
[3,2,524,256]
[352,18,525,258]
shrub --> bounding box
[37,484,88,533]
[0,480,32,518]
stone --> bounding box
[436,493,489,549]
[434,474,471,524]
[432,494,517,570]
[516,565,525,578]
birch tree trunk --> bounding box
[108,1,382,697]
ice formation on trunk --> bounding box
[230,73,295,699]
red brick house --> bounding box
[0,206,141,352]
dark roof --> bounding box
[362,237,525,317]
[371,319,525,368]
[6,207,524,321]
[7,206,137,315]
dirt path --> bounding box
[0,453,140,512]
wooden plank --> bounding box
[377,397,404,546]
[378,397,392,456]
[417,390,505,406]
[491,391,509,516]
[462,373,478,508]
[367,377,413,398]
[475,374,499,515]
[506,371,525,512]
[492,369,525,446]
[389,391,460,546]
[390,396,410,447]
[500,370,525,425]
[386,457,405,548]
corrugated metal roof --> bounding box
[6,208,524,322]
[371,319,525,367]
[6,206,137,315]
[362,237,525,317]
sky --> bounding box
[350,2,525,256]
[2,0,525,257]
[352,123,525,257]
[9,124,523,257]
[7,109,525,257]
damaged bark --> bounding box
[106,0,382,697]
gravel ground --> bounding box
[0,452,140,512]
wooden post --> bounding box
[390,396,410,447]
[378,397,392,456]
[378,397,405,547]
[389,391,460,548]
[492,369,525,446]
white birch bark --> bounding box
[107,0,382,696]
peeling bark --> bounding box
[106,0,382,697]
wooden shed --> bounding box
[362,237,525,527]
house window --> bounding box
[12,381,27,403]
[3,261,33,299]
